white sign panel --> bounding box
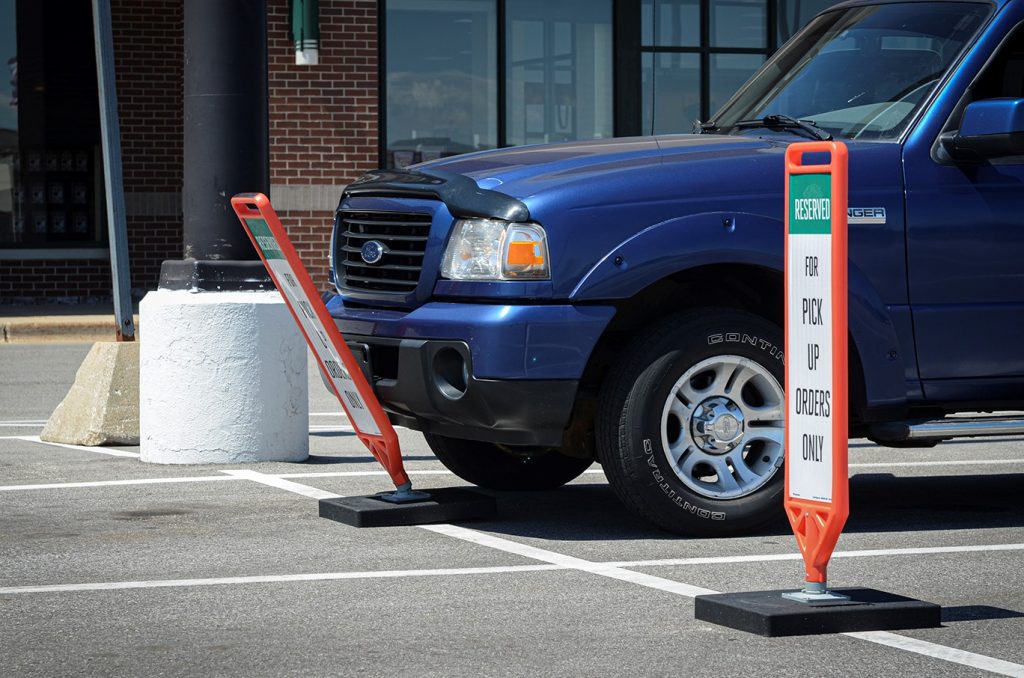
[247,217,381,436]
[787,173,834,503]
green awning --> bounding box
[290,0,319,65]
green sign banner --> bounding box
[245,218,285,260]
[789,174,832,235]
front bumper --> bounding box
[326,297,616,446]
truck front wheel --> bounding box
[423,433,593,491]
[597,310,786,535]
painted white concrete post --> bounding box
[139,290,309,464]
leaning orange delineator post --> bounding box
[231,193,418,501]
[783,141,849,598]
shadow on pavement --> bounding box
[941,605,1024,623]
[466,472,1024,542]
[305,454,438,465]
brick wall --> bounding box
[115,0,183,195]
[0,260,113,304]
[268,0,379,289]
[113,0,185,293]
[0,0,184,303]
[0,214,179,303]
[3,0,378,301]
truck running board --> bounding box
[869,414,1024,444]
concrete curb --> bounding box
[0,315,141,344]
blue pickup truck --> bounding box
[327,0,1024,535]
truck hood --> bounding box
[419,134,784,200]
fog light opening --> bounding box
[433,348,469,400]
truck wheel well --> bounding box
[577,264,867,425]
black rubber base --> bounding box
[694,588,941,637]
[159,259,272,292]
[318,487,496,527]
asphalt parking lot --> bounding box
[3,343,1024,677]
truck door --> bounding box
[904,18,1024,403]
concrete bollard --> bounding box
[139,289,308,464]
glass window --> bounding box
[642,52,700,134]
[0,0,15,244]
[713,3,990,140]
[1,0,104,247]
[505,0,612,146]
[385,0,497,168]
[641,0,699,48]
[709,53,765,116]
[710,0,767,48]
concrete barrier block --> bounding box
[40,341,140,446]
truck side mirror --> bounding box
[940,98,1024,162]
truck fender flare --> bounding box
[569,211,906,410]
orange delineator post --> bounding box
[231,193,410,492]
[783,141,849,591]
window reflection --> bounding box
[641,0,699,48]
[506,0,612,147]
[642,52,700,134]
[709,53,765,115]
[710,0,767,48]
[385,0,497,168]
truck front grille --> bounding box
[336,210,432,293]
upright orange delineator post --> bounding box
[695,142,940,633]
[783,141,849,600]
[231,193,418,500]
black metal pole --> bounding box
[160,0,271,291]
[91,0,136,339]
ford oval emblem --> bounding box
[360,240,387,265]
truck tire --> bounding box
[597,309,786,535]
[423,433,593,491]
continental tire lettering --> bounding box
[684,502,726,521]
[706,333,784,362]
[643,438,726,520]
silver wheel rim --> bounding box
[659,355,784,500]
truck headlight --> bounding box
[440,219,550,280]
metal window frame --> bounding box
[377,0,786,163]
[640,0,778,126]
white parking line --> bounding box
[0,564,561,595]
[0,470,456,491]
[0,421,47,427]
[276,470,452,479]
[850,459,1024,468]
[847,631,1024,677]
[0,475,242,492]
[423,523,717,596]
[5,544,1024,597]
[13,436,140,458]
[220,469,340,500]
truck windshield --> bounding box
[710,3,991,141]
